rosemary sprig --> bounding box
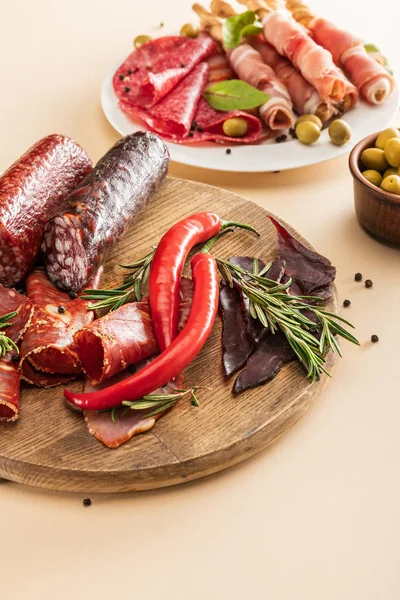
[217,259,359,383]
[81,248,156,312]
[0,311,19,358]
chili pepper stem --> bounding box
[199,227,236,253]
[221,220,260,236]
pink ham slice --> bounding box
[113,35,217,108]
[0,286,33,421]
[228,43,295,130]
[120,62,209,137]
[20,268,102,388]
[261,10,347,105]
[309,17,394,105]
[206,48,235,82]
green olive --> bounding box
[383,166,400,178]
[180,23,199,38]
[133,35,152,48]
[384,137,400,167]
[295,121,321,145]
[222,117,248,138]
[375,127,400,150]
[380,174,400,195]
[360,147,389,172]
[362,170,383,187]
[328,119,352,146]
[295,114,323,130]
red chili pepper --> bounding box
[64,250,219,411]
[149,212,258,352]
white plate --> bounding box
[101,57,400,172]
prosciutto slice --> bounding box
[310,17,394,105]
[0,286,33,421]
[206,49,235,82]
[20,268,102,388]
[228,43,295,130]
[113,34,217,108]
[261,10,347,104]
[249,35,331,118]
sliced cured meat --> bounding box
[43,132,169,292]
[233,331,295,394]
[269,216,336,297]
[228,43,295,130]
[113,35,217,108]
[0,355,20,422]
[0,135,92,287]
[309,18,394,105]
[74,302,158,385]
[20,268,102,388]
[0,285,33,343]
[206,49,235,82]
[83,369,185,449]
[261,10,347,104]
[120,62,209,137]
[220,282,253,377]
[75,277,193,386]
[249,36,333,119]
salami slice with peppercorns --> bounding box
[43,132,169,292]
[0,286,33,421]
[20,268,102,388]
[0,135,92,288]
[113,35,217,108]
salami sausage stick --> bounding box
[43,132,169,292]
[0,135,92,288]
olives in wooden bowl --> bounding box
[349,128,400,244]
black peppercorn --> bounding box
[226,148,231,154]
[127,69,132,75]
[343,299,351,307]
[11,354,20,363]
[119,74,124,80]
[354,272,362,282]
[197,125,203,132]
[58,305,66,314]
[280,134,287,141]
[68,291,77,300]
[371,334,379,343]
[180,63,185,68]
[83,498,92,507]
[190,120,196,131]
[275,136,282,143]
[365,279,373,288]
[188,131,193,137]
[124,86,130,93]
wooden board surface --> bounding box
[0,178,337,493]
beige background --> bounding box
[1,0,400,598]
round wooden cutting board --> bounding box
[0,178,337,493]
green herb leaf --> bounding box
[222,10,262,49]
[203,79,269,112]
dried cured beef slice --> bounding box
[119,62,209,138]
[113,35,217,108]
[0,285,33,342]
[20,268,102,388]
[43,132,169,292]
[0,355,20,421]
[0,135,92,288]
[74,302,158,385]
[220,282,253,378]
[233,332,295,395]
[269,216,336,298]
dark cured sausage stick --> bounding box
[0,135,92,287]
[43,132,169,292]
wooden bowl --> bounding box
[349,132,400,244]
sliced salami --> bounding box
[43,132,169,292]
[0,355,20,422]
[20,268,102,388]
[0,135,92,288]
[0,285,33,343]
[113,34,217,108]
[120,62,209,137]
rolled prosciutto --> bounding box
[228,43,295,130]
[286,0,394,105]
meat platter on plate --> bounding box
[101,0,399,172]
[0,129,359,464]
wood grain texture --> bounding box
[0,178,337,493]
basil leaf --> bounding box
[203,79,269,111]
[222,10,262,49]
